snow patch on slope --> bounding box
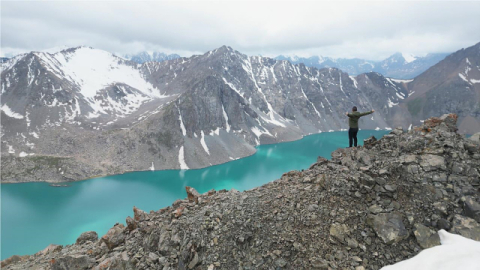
[1,104,24,119]
[178,146,189,170]
[200,131,210,155]
[178,107,187,136]
[402,53,417,64]
[390,78,414,84]
[222,105,231,132]
[459,73,470,84]
[38,47,163,98]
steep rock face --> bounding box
[2,46,408,182]
[401,42,480,134]
[3,114,480,270]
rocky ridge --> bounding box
[3,114,480,270]
[275,52,450,79]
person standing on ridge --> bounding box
[346,106,374,147]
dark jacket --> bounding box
[347,111,373,128]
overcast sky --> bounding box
[2,1,480,60]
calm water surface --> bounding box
[1,130,388,259]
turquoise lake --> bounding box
[1,130,388,260]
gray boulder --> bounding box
[51,255,95,270]
[450,215,480,241]
[76,231,98,245]
[420,155,446,171]
[463,196,480,223]
[101,223,126,250]
[367,213,408,244]
[329,223,350,243]
[413,224,440,249]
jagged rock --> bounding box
[433,202,448,216]
[463,196,480,222]
[420,155,446,171]
[173,206,185,218]
[368,204,383,214]
[126,216,137,231]
[51,255,95,270]
[101,223,126,250]
[413,224,440,249]
[186,186,200,203]
[363,136,377,149]
[133,206,147,221]
[76,231,98,245]
[1,255,23,268]
[451,215,480,241]
[35,244,63,256]
[188,252,199,269]
[367,213,408,244]
[330,223,350,243]
[391,127,404,135]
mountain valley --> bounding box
[1,43,479,183]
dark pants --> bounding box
[349,128,359,147]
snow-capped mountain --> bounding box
[276,52,450,79]
[0,44,462,183]
[124,51,181,64]
[0,46,173,132]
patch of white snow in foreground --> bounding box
[178,146,189,170]
[381,229,480,270]
[1,104,24,119]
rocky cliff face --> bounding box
[3,114,480,270]
[399,42,480,134]
[1,46,408,183]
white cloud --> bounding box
[1,1,479,60]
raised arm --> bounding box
[359,110,375,117]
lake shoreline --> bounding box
[1,129,387,185]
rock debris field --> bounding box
[2,113,480,270]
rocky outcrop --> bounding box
[76,231,98,245]
[3,114,480,270]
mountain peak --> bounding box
[207,45,235,56]
[401,53,417,63]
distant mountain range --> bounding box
[1,42,479,182]
[275,52,450,79]
[124,51,181,63]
